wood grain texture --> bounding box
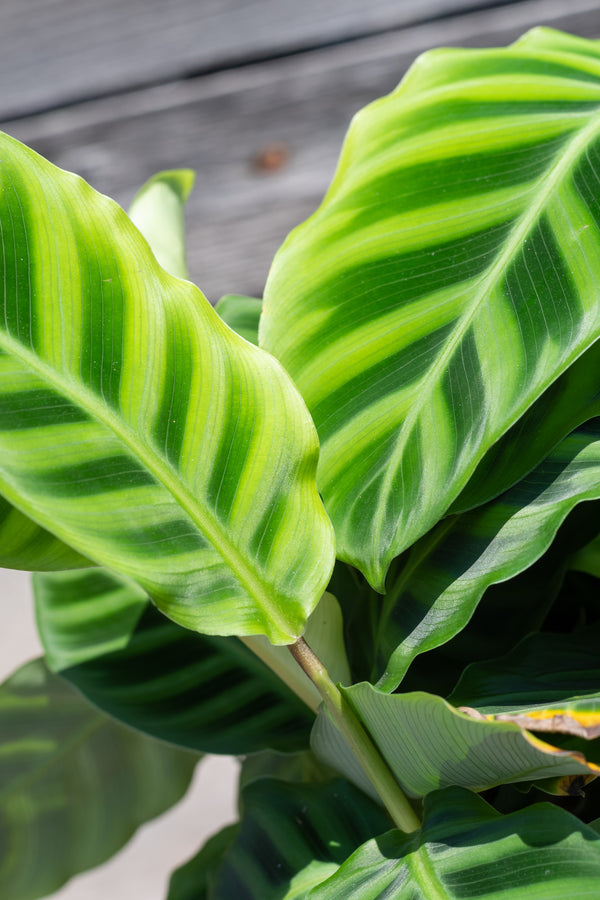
[0,0,508,119]
[3,0,600,303]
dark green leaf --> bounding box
[375,423,600,691]
[211,777,391,899]
[0,659,197,900]
[34,569,314,754]
[308,787,600,899]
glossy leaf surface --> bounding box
[375,422,600,691]
[312,683,599,799]
[34,569,314,754]
[0,132,334,643]
[210,777,390,900]
[449,624,600,738]
[308,787,600,899]
[0,659,197,900]
[261,27,600,588]
[128,168,195,279]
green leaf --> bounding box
[34,568,314,754]
[0,658,197,900]
[0,131,334,644]
[261,27,600,589]
[128,168,195,279]
[448,624,600,738]
[167,824,239,900]
[307,787,600,899]
[450,338,600,514]
[245,589,352,712]
[312,682,599,799]
[215,294,262,345]
[0,492,90,569]
[210,777,390,899]
[375,422,600,691]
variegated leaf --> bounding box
[261,26,600,588]
[0,132,334,644]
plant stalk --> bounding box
[289,637,421,833]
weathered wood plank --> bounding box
[4,0,600,302]
[0,0,501,119]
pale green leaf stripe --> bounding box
[261,27,600,589]
[209,777,390,900]
[0,132,334,643]
[375,421,600,691]
[0,492,89,569]
[0,659,197,900]
[34,569,315,755]
[312,683,599,799]
[308,787,600,899]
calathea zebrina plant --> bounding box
[2,24,600,900]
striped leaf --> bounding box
[209,777,390,900]
[0,493,89,569]
[261,26,600,589]
[34,568,314,754]
[215,295,262,346]
[0,168,197,572]
[128,168,195,279]
[0,658,197,900]
[448,624,600,739]
[0,132,334,644]
[374,422,600,691]
[307,787,600,899]
[312,683,599,799]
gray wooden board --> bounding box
[0,0,504,119]
[3,0,600,303]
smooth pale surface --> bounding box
[0,568,239,900]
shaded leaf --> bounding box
[451,338,600,513]
[0,132,334,644]
[167,824,239,900]
[0,659,197,900]
[210,777,391,900]
[312,682,599,799]
[448,624,600,738]
[128,168,195,279]
[308,787,600,899]
[375,422,600,691]
[215,294,262,345]
[34,568,314,754]
[261,27,600,589]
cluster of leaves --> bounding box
[2,24,600,900]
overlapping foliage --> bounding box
[2,24,600,900]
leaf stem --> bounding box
[288,637,421,833]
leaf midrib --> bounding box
[0,329,293,639]
[375,106,600,553]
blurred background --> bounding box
[2,0,600,897]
